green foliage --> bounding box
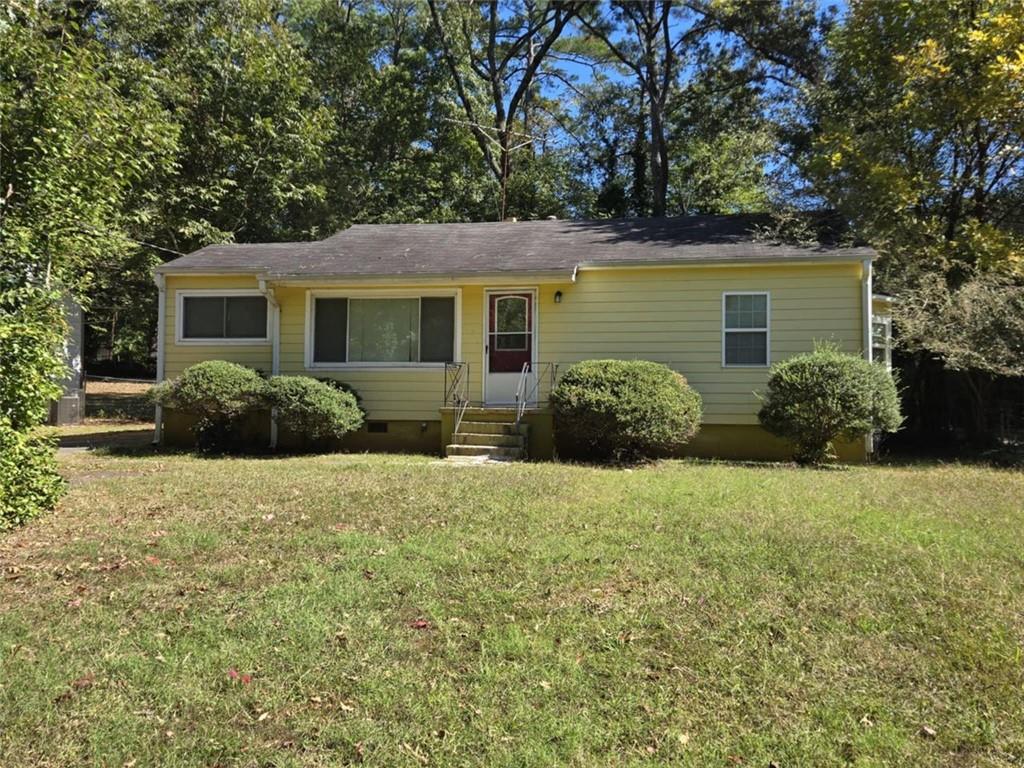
[268,376,364,443]
[898,270,1024,379]
[151,361,269,450]
[0,288,66,431]
[316,378,367,417]
[758,344,902,464]
[0,5,177,301]
[0,420,64,531]
[552,360,703,462]
[803,0,1024,278]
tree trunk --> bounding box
[962,370,993,446]
[649,96,667,216]
[632,87,648,215]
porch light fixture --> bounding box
[554,291,563,303]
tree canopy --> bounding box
[1,0,1022,430]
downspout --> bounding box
[862,258,873,364]
[862,257,874,457]
[153,273,166,445]
[259,279,280,449]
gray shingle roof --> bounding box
[156,215,875,279]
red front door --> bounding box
[488,292,532,374]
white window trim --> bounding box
[304,288,462,370]
[721,291,771,368]
[175,289,271,345]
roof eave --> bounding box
[263,268,577,284]
[575,251,876,270]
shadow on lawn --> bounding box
[57,427,155,451]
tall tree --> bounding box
[580,1,701,217]
[426,0,583,219]
[797,0,1024,446]
[0,2,176,298]
[801,0,1024,281]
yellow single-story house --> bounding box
[153,215,890,461]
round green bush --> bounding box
[758,343,902,464]
[552,360,703,462]
[151,360,268,450]
[268,376,364,443]
[0,419,65,530]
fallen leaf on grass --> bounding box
[227,668,252,685]
[144,555,161,566]
[55,673,95,703]
[72,673,95,689]
[401,742,428,765]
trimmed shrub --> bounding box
[268,376,364,443]
[151,360,268,450]
[316,377,366,419]
[552,360,703,462]
[758,343,902,464]
[1,420,64,530]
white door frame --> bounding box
[482,287,539,405]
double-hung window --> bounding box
[178,292,269,343]
[722,292,769,367]
[872,314,893,370]
[310,293,456,366]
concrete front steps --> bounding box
[446,417,528,461]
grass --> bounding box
[1,450,1022,766]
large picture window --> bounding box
[722,292,769,366]
[310,294,456,365]
[179,294,268,342]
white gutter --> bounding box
[258,279,281,449]
[862,258,873,363]
[153,273,167,444]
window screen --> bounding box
[723,293,768,366]
[348,298,419,362]
[225,297,268,338]
[312,295,455,364]
[314,298,348,363]
[182,297,225,338]
[419,297,455,362]
[182,295,267,339]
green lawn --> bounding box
[1,450,1022,766]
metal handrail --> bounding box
[513,362,531,422]
[514,362,559,424]
[444,362,472,435]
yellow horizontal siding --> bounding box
[162,262,865,426]
[275,285,463,421]
[536,264,864,425]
